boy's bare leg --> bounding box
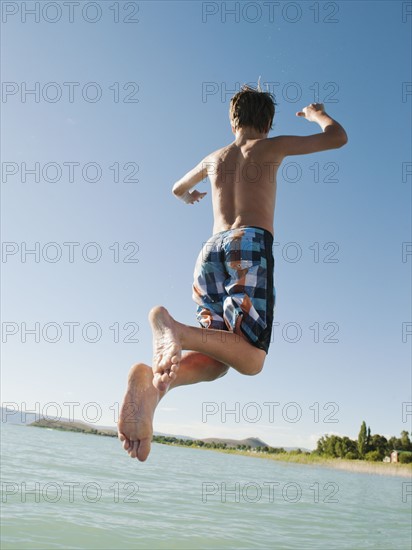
[118,352,229,461]
[150,305,266,391]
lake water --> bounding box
[1,424,411,549]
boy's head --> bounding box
[229,84,276,135]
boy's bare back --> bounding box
[203,137,281,236]
[173,103,347,237]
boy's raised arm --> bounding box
[272,103,348,157]
[172,160,208,205]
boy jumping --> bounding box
[118,85,348,461]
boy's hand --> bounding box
[185,190,207,204]
[296,103,326,122]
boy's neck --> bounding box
[233,126,269,144]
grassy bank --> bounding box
[158,442,412,478]
[243,450,411,477]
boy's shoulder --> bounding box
[205,137,284,161]
[205,138,274,158]
[202,143,234,166]
[207,142,234,157]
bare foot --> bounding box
[149,306,182,392]
[118,363,162,461]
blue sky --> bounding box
[1,0,411,449]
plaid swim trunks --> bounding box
[192,226,275,354]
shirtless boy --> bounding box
[118,85,348,461]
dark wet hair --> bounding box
[229,83,276,133]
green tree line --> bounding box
[153,424,412,463]
[315,422,412,462]
[152,435,288,453]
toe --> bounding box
[154,378,168,392]
[153,363,163,374]
[129,440,139,459]
[137,438,151,461]
[152,373,163,390]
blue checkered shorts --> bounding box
[192,226,275,353]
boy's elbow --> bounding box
[324,126,348,149]
[340,131,348,146]
[333,131,348,149]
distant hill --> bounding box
[201,437,269,448]
[29,418,117,437]
[28,420,270,448]
[154,431,193,440]
[1,408,188,438]
[5,408,309,450]
[1,407,106,427]
[1,406,40,424]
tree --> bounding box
[334,438,343,458]
[316,436,326,455]
[358,421,368,459]
[345,452,357,460]
[341,436,357,457]
[387,436,399,451]
[366,426,371,451]
[369,434,388,459]
[399,452,412,464]
[400,431,412,451]
[364,450,381,462]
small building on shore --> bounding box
[390,450,402,463]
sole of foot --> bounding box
[117,363,161,461]
[149,306,182,392]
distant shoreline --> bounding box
[191,446,412,478]
[26,419,412,478]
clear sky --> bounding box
[1,0,411,449]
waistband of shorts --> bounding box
[213,225,274,240]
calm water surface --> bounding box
[1,424,411,549]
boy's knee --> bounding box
[207,361,229,381]
[244,355,265,376]
[216,364,230,379]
